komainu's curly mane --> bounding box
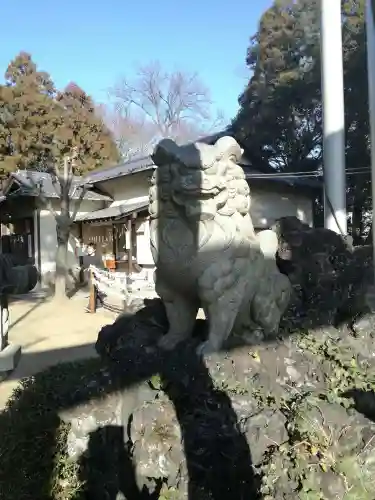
[149,136,254,234]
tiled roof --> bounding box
[81,131,321,191]
[83,155,321,191]
[83,156,154,184]
[9,171,111,201]
[75,199,149,222]
[81,131,232,184]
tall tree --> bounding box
[233,0,322,173]
[50,82,120,299]
[0,52,120,299]
[106,61,226,159]
[341,0,370,243]
[0,52,60,175]
[55,82,119,173]
[37,151,87,301]
[234,0,370,241]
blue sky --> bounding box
[1,0,272,120]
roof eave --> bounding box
[81,156,155,186]
[2,185,111,202]
[75,200,149,223]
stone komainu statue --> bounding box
[149,136,291,355]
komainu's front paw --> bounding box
[157,333,184,351]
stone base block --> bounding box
[0,343,22,372]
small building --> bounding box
[0,170,110,288]
[0,136,320,293]
[75,156,155,288]
[79,136,320,288]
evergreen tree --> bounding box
[0,52,120,299]
[0,51,60,174]
[234,0,370,241]
[56,82,119,174]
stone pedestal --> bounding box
[0,343,22,372]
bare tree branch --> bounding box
[98,104,155,160]
[105,61,227,159]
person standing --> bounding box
[84,242,105,311]
[75,237,86,284]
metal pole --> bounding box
[321,0,347,234]
[366,0,375,283]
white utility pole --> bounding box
[366,1,375,284]
[320,0,347,235]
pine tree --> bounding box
[233,0,322,173]
[0,52,120,299]
[0,51,59,174]
[56,82,119,174]
[234,0,370,241]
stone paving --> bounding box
[0,293,116,409]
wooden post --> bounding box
[88,269,97,313]
[127,218,133,275]
[132,212,137,263]
[78,222,84,284]
[112,224,117,262]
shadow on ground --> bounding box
[2,343,97,382]
[77,337,258,499]
[1,139,375,499]
[8,296,48,331]
[1,240,374,499]
[2,292,375,499]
